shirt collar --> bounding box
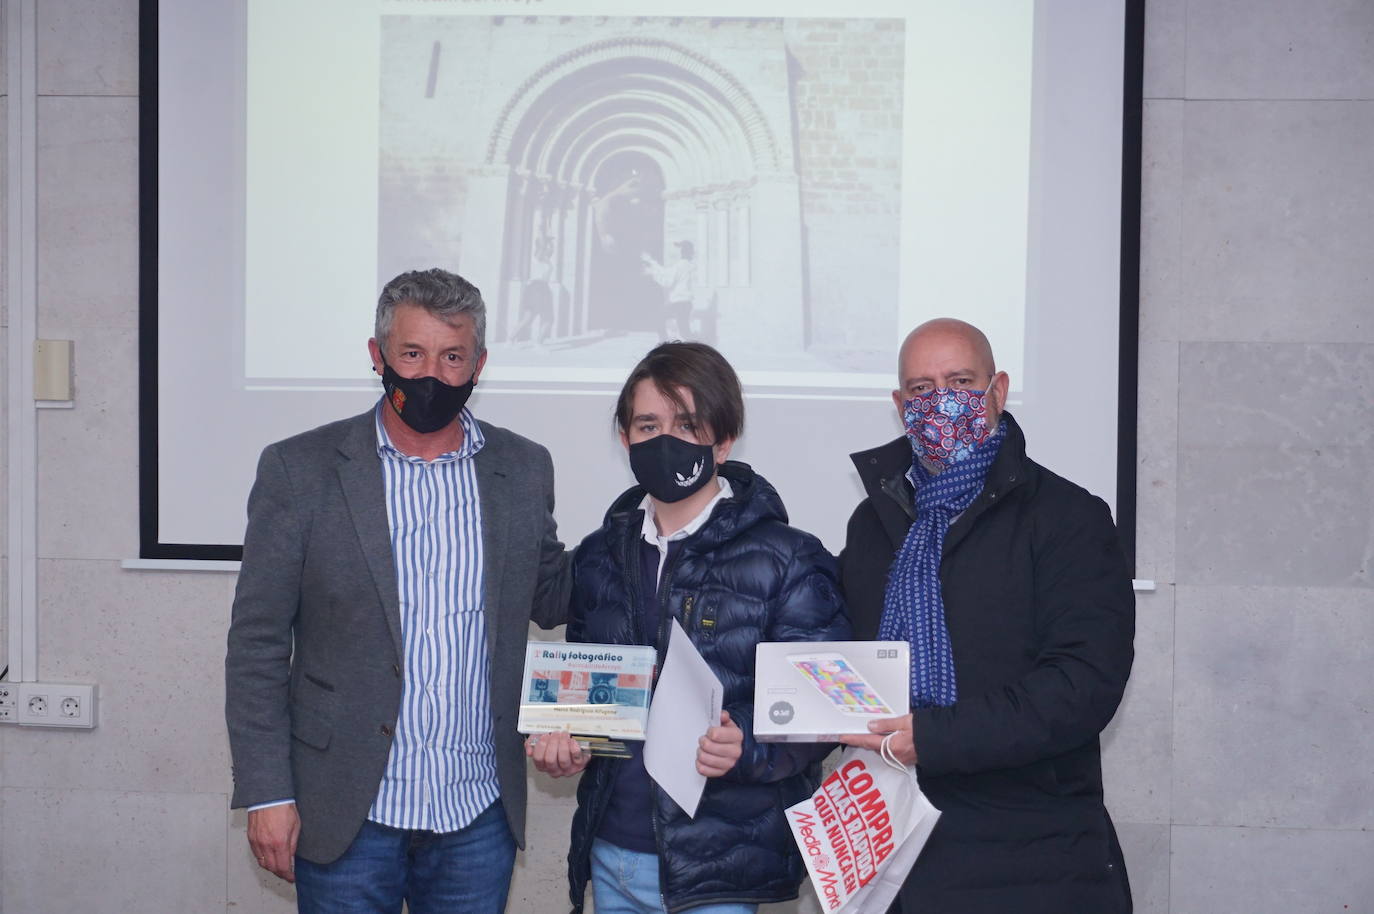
[374,399,485,462]
[638,476,733,547]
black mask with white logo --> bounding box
[380,361,475,434]
[628,434,716,503]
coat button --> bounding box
[392,663,401,677]
[381,724,393,737]
[870,457,878,464]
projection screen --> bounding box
[140,0,1142,562]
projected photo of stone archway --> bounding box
[378,16,904,384]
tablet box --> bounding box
[753,641,910,741]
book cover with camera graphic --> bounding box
[519,642,656,743]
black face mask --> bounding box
[628,434,716,503]
[380,361,475,434]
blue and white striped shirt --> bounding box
[367,402,499,832]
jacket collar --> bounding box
[849,434,921,547]
[849,411,1034,552]
[471,421,510,664]
[602,459,787,556]
[335,412,403,658]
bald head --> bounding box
[897,319,996,380]
[893,317,1009,425]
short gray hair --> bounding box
[375,268,487,353]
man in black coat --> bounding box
[839,318,1135,913]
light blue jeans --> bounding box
[590,839,757,914]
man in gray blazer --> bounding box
[225,268,571,912]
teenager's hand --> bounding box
[526,731,590,778]
[697,710,744,777]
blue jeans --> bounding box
[295,801,515,914]
[590,839,757,914]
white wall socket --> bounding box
[0,684,16,722]
[15,682,96,729]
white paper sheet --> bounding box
[644,618,723,818]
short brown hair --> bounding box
[614,342,744,444]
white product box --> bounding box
[753,641,910,742]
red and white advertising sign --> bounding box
[786,749,940,913]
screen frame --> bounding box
[137,0,1146,569]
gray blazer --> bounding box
[225,409,571,863]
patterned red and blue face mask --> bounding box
[902,387,993,469]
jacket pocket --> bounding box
[691,596,718,637]
[303,672,335,692]
[290,707,333,750]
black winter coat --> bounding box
[566,461,851,914]
[840,413,1134,914]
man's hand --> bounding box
[697,710,744,778]
[247,803,300,883]
[839,713,918,766]
[526,731,589,778]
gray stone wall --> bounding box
[1099,1,1374,911]
[1,2,1371,911]
[785,18,903,359]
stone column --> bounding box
[733,200,751,288]
[716,174,804,352]
[461,165,514,340]
[711,198,731,288]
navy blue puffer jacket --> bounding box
[565,461,851,914]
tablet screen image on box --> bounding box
[754,641,910,742]
[788,652,896,716]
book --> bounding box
[518,642,656,746]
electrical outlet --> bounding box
[17,683,96,729]
[0,684,15,723]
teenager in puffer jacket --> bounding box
[527,342,851,914]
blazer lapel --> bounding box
[337,415,404,660]
[474,431,510,660]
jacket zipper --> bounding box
[652,549,686,670]
[615,510,773,914]
[650,546,687,911]
[880,475,917,522]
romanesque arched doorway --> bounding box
[466,38,806,354]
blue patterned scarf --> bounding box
[878,422,1006,708]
